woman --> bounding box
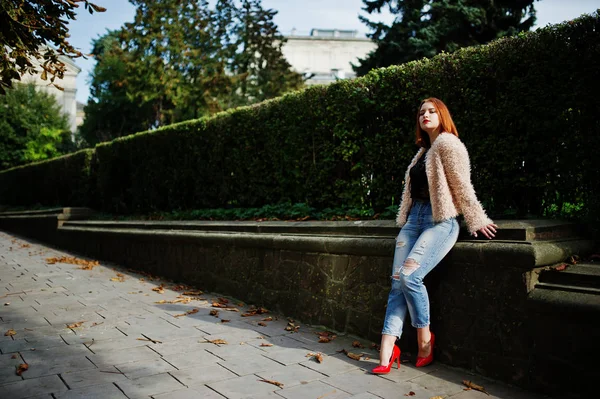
[372,98,497,374]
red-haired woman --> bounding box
[372,98,497,374]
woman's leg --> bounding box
[397,217,459,357]
[379,216,420,365]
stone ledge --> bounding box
[59,223,595,267]
[62,218,580,241]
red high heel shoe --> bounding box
[371,345,401,374]
[416,332,435,367]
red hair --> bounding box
[415,97,459,148]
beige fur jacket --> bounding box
[395,133,493,234]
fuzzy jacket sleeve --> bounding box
[437,135,493,234]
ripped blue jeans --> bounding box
[382,200,459,337]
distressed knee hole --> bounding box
[401,258,420,276]
[396,241,405,248]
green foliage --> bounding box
[81,0,303,144]
[93,203,399,222]
[2,13,600,228]
[0,149,94,207]
[0,0,105,94]
[355,0,537,75]
[78,32,157,146]
[0,83,70,170]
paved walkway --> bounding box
[0,230,547,399]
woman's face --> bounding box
[419,102,440,134]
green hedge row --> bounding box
[0,149,94,207]
[1,12,599,224]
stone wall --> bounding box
[0,213,596,396]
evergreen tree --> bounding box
[355,0,538,75]
[219,0,303,106]
[0,84,69,170]
[79,31,156,145]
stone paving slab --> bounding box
[54,382,128,398]
[0,231,549,399]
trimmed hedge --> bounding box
[1,13,599,224]
[0,149,94,207]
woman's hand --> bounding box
[472,223,498,239]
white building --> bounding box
[19,53,81,133]
[282,29,376,86]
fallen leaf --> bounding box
[352,340,364,348]
[221,319,230,323]
[110,273,125,282]
[4,329,16,336]
[463,380,490,395]
[346,352,362,361]
[210,309,220,317]
[155,300,167,304]
[46,256,99,269]
[172,285,192,291]
[306,352,324,363]
[258,322,267,327]
[259,378,284,388]
[91,322,103,327]
[285,322,300,332]
[4,302,9,306]
[66,321,85,329]
[260,343,273,347]
[174,308,199,317]
[223,307,240,312]
[182,290,203,296]
[217,297,229,304]
[404,392,416,397]
[212,302,228,308]
[204,339,228,345]
[152,285,165,294]
[262,316,273,321]
[429,396,444,399]
[243,306,269,316]
[10,354,17,359]
[16,363,28,376]
[319,337,333,343]
[370,343,380,351]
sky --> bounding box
[68,0,600,104]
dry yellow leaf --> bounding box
[16,363,28,376]
[174,308,199,317]
[259,379,284,388]
[205,339,227,344]
[152,285,165,294]
[260,343,273,347]
[306,352,324,363]
[182,291,203,296]
[4,329,16,336]
[346,352,362,361]
[66,321,85,329]
[463,380,489,396]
